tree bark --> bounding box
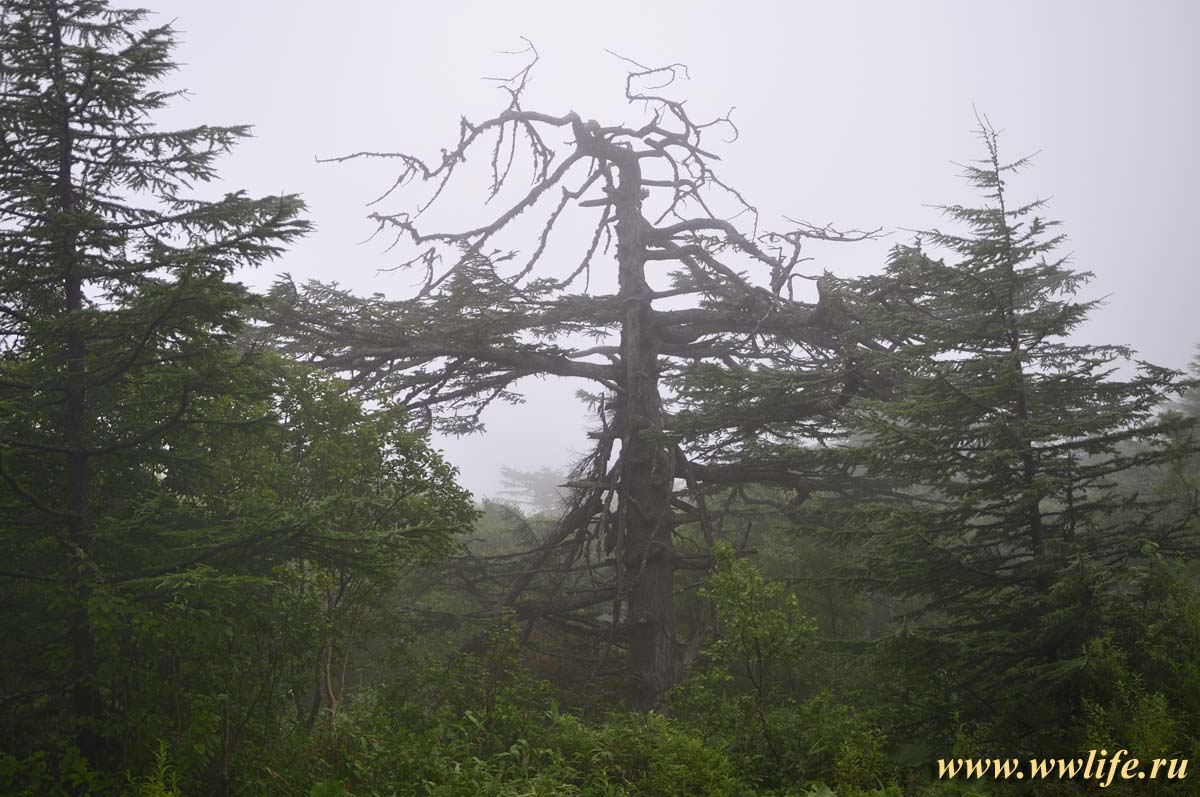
[48,1,102,760]
[609,144,680,709]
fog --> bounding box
[146,0,1199,498]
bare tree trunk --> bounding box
[610,147,679,709]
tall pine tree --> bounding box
[0,0,307,761]
[816,120,1198,748]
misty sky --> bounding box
[145,0,1199,499]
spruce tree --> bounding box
[819,120,1197,747]
[0,0,307,761]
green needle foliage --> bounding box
[0,1,476,786]
[0,2,475,788]
[0,0,306,765]
[807,120,1199,751]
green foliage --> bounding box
[226,627,742,797]
[126,742,182,797]
[1077,556,1200,780]
[2,4,1198,792]
[701,542,816,689]
[672,544,894,794]
[795,120,1200,754]
[0,0,307,774]
[0,747,110,796]
[2,358,475,791]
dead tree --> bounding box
[267,46,876,708]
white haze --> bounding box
[144,0,1199,498]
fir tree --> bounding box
[818,119,1198,747]
[0,0,307,761]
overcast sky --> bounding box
[145,0,1199,499]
